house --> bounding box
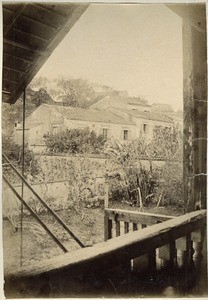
[105,107,174,140]
[14,104,137,151]
[90,95,151,112]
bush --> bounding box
[2,136,39,176]
[108,176,129,203]
[44,128,107,155]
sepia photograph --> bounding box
[1,1,207,298]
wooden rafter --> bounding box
[3,38,47,57]
[4,4,27,36]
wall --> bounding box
[2,155,166,217]
[64,118,136,142]
[2,180,70,217]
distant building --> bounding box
[90,95,151,112]
[14,104,137,152]
[106,107,173,140]
[151,103,174,112]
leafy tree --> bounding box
[29,87,54,107]
[44,128,107,155]
[56,78,96,108]
[148,125,183,160]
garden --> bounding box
[3,125,184,270]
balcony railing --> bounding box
[4,209,206,298]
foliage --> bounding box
[56,77,96,108]
[2,85,54,137]
[105,125,183,208]
[148,125,183,160]
[160,161,183,206]
[44,127,107,155]
[2,136,39,177]
[28,87,54,107]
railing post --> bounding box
[191,229,203,266]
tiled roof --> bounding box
[90,95,150,109]
[116,108,173,123]
[42,104,135,125]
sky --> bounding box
[36,4,183,111]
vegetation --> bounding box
[105,125,183,208]
[56,77,96,108]
[2,137,39,177]
[43,127,107,155]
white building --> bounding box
[14,104,137,152]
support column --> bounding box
[182,17,207,212]
[20,88,26,266]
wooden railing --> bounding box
[104,208,206,273]
[104,208,175,240]
[5,209,206,298]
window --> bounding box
[103,128,108,139]
[52,124,59,134]
[143,123,148,133]
[123,130,128,140]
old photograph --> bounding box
[1,1,207,298]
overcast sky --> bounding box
[36,4,183,111]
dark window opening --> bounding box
[123,130,128,140]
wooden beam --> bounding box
[182,16,207,211]
[166,4,206,33]
[13,27,50,43]
[105,208,174,225]
[3,49,34,63]
[3,65,25,75]
[3,38,47,57]
[4,3,27,36]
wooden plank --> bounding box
[5,210,206,280]
[3,38,46,57]
[3,3,27,36]
[104,208,174,225]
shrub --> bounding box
[44,127,106,155]
[2,136,39,177]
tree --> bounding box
[56,77,96,108]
